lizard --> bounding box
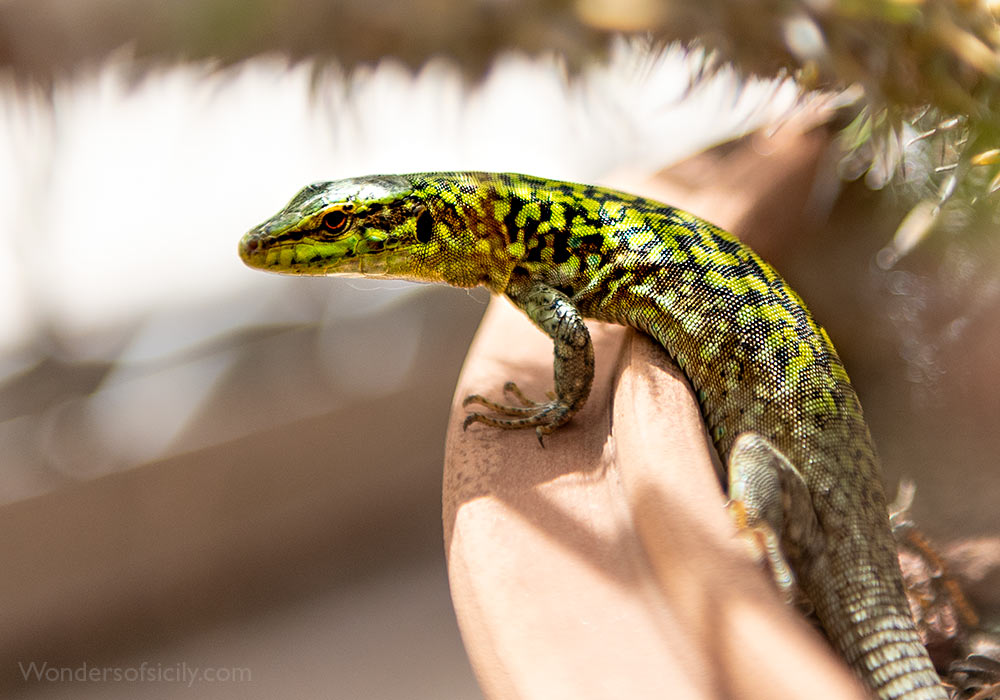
[238,171,947,699]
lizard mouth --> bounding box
[238,226,375,276]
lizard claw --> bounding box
[460,383,571,441]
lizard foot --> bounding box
[727,499,798,604]
[726,432,822,607]
[462,382,571,445]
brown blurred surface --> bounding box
[2,288,486,698]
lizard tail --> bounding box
[808,563,946,699]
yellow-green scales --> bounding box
[239,172,946,699]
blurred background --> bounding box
[1,0,998,698]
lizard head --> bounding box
[238,175,437,279]
[241,172,517,290]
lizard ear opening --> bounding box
[415,208,433,243]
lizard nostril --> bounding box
[239,233,262,264]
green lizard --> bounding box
[239,172,946,699]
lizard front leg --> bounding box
[462,279,594,444]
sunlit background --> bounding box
[1,0,998,698]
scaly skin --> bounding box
[239,172,946,699]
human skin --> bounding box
[441,112,868,699]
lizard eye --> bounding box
[322,210,350,233]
